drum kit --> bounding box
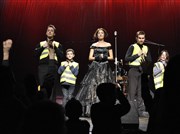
[113,59,128,96]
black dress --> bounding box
[76,45,114,115]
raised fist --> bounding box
[3,39,13,52]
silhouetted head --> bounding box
[96,83,117,105]
[65,98,82,119]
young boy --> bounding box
[58,49,79,106]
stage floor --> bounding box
[80,117,149,134]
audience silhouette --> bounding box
[65,98,90,134]
[0,39,27,134]
[21,100,66,134]
[2,37,179,134]
[90,82,130,134]
[0,65,27,134]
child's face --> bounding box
[160,51,167,61]
[66,51,74,60]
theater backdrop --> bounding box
[0,0,180,89]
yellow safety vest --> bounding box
[153,62,164,90]
[60,61,79,85]
[39,41,59,61]
[128,43,148,66]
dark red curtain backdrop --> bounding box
[0,0,180,83]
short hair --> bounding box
[136,31,145,37]
[93,28,108,40]
[47,24,56,32]
[66,48,75,54]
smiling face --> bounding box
[66,51,75,60]
[159,51,169,62]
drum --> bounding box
[117,75,128,81]
[117,67,127,76]
[115,67,127,81]
[115,67,128,96]
[117,75,123,81]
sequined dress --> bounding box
[76,45,114,108]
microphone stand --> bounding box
[144,40,165,47]
[144,40,165,56]
[114,31,118,83]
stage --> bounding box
[81,116,149,134]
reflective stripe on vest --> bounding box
[128,43,148,66]
[153,62,164,90]
[60,61,79,85]
[39,41,59,61]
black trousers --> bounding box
[38,61,59,101]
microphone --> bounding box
[114,31,117,36]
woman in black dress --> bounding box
[76,28,114,116]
